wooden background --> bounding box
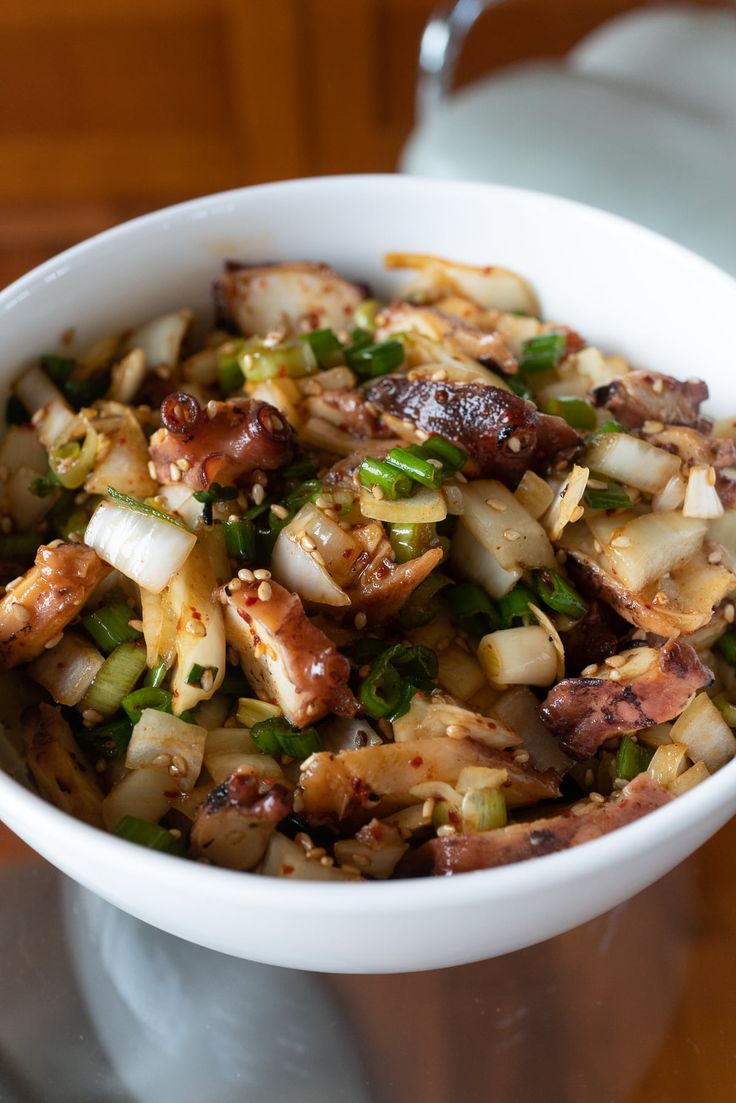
[0,0,725,288]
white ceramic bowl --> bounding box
[1,176,736,974]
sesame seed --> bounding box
[351,853,371,867]
[253,568,271,580]
[415,429,430,442]
[258,581,272,601]
[422,798,435,819]
[570,505,585,523]
[608,670,622,682]
[185,619,206,636]
[642,420,664,434]
[427,457,443,469]
[176,458,191,471]
[82,708,103,724]
[270,503,289,520]
[507,436,522,453]
[315,495,334,510]
[155,365,171,379]
[708,549,722,564]
[707,466,717,487]
[513,749,530,764]
[238,568,255,582]
[228,578,242,591]
[486,498,507,511]
[586,478,607,490]
[169,828,182,840]
[503,528,520,541]
[371,484,385,500]
[319,855,335,867]
[251,483,265,505]
[593,540,603,554]
[127,619,144,632]
[4,575,24,592]
[300,534,316,552]
[589,791,605,804]
[206,400,219,419]
[169,464,182,482]
[437,825,456,838]
[652,378,664,394]
[354,611,367,630]
[610,535,631,548]
[44,633,63,649]
[581,663,599,678]
[652,591,668,606]
[46,539,63,549]
[153,753,172,767]
[584,768,595,788]
[613,777,627,790]
[725,603,735,624]
[435,637,451,652]
[605,654,625,668]
[201,669,214,693]
[446,724,464,738]
[295,832,313,851]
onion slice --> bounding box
[84,501,196,593]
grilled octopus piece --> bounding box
[318,388,392,439]
[593,370,709,430]
[561,601,629,677]
[0,544,110,669]
[539,640,713,760]
[190,772,293,870]
[149,393,294,489]
[397,773,671,876]
[365,377,581,487]
[219,577,357,727]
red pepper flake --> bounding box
[282,864,295,875]
[409,756,423,768]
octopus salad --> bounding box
[1,252,736,881]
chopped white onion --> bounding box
[122,309,192,368]
[359,484,448,524]
[478,626,559,688]
[102,766,175,830]
[647,743,689,788]
[543,464,589,541]
[29,633,104,706]
[584,432,680,494]
[108,348,147,405]
[669,692,736,772]
[271,528,350,607]
[125,709,207,793]
[167,540,226,714]
[493,686,573,773]
[590,510,706,592]
[84,501,196,593]
[514,470,555,520]
[682,465,724,519]
[458,479,554,573]
[652,473,686,512]
[451,521,521,598]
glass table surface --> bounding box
[1,817,736,1103]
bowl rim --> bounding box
[2,173,736,909]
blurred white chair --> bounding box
[401,3,736,273]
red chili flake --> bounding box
[282,864,295,875]
[164,790,180,800]
[191,610,202,620]
[409,756,423,768]
[244,595,258,606]
[342,548,353,558]
[487,721,496,729]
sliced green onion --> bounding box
[241,340,318,382]
[222,517,255,561]
[533,569,588,620]
[716,629,736,666]
[29,469,61,498]
[347,327,373,353]
[589,419,625,440]
[432,800,452,829]
[185,663,218,687]
[83,715,133,759]
[353,299,381,333]
[107,487,190,531]
[237,698,281,727]
[39,354,75,386]
[217,342,246,394]
[616,735,653,781]
[359,643,438,722]
[543,396,597,430]
[389,522,436,563]
[0,532,40,560]
[507,377,534,401]
[121,686,173,724]
[386,446,443,489]
[144,658,168,688]
[219,670,252,696]
[358,457,413,501]
[285,478,323,514]
[496,583,536,628]
[446,583,500,637]
[114,816,185,855]
[346,339,404,378]
[249,715,321,758]
[83,602,142,654]
[301,328,343,368]
[281,457,319,480]
[584,479,632,511]
[519,333,566,375]
[398,571,453,629]
[278,728,321,758]
[79,641,148,720]
[712,694,736,728]
[62,374,109,410]
[56,507,89,542]
[421,434,467,473]
[461,787,507,833]
[192,481,238,526]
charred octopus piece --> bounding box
[593,370,709,430]
[539,640,713,760]
[397,773,671,876]
[190,772,293,870]
[365,378,581,487]
[150,394,294,489]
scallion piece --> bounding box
[40,354,76,385]
[359,457,413,501]
[237,698,281,727]
[345,338,404,378]
[353,299,381,332]
[114,816,185,856]
[543,396,597,430]
[107,487,190,531]
[616,736,653,781]
[278,728,321,758]
[398,571,453,629]
[83,602,142,654]
[192,482,238,526]
[82,715,133,759]
[421,434,467,473]
[386,446,443,489]
[185,663,218,687]
[519,333,566,375]
[281,457,319,480]
[359,643,438,722]
[446,583,499,637]
[222,517,255,561]
[219,670,252,696]
[241,340,318,382]
[716,629,736,666]
[249,715,320,758]
[496,583,536,628]
[584,479,632,511]
[301,327,343,368]
[589,419,625,440]
[533,569,588,620]
[121,686,173,724]
[49,426,98,489]
[713,694,736,728]
[28,469,61,498]
[389,523,436,563]
[144,658,168,689]
[461,787,507,833]
[507,377,534,401]
[217,342,246,394]
[79,641,148,720]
